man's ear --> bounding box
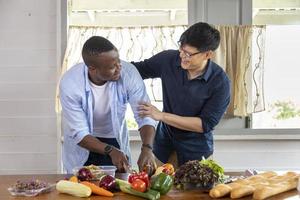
[205,51,214,59]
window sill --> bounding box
[214,129,300,140]
[129,129,300,141]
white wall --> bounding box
[0,0,59,174]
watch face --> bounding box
[104,145,113,154]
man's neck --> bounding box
[188,60,208,80]
[88,73,106,86]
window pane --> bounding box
[252,25,300,128]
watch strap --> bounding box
[104,144,113,155]
[142,143,153,150]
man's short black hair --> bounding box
[82,36,116,67]
[179,22,220,52]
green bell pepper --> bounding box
[151,173,173,195]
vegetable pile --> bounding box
[174,159,225,190]
[115,163,175,200]
[56,176,114,198]
[56,166,116,198]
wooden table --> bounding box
[1,174,299,199]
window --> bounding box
[252,1,300,129]
[252,25,300,128]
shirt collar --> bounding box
[175,51,181,67]
[84,64,92,92]
[194,59,212,82]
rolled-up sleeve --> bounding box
[200,76,231,133]
[124,63,157,129]
[59,85,90,144]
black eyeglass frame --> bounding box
[177,41,204,58]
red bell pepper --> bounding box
[128,171,150,188]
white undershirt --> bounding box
[89,80,115,138]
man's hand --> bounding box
[137,147,157,175]
[109,147,129,173]
[138,102,163,121]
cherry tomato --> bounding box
[131,178,146,192]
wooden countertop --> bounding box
[1,174,299,200]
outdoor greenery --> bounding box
[126,118,138,130]
[272,100,300,120]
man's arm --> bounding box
[138,125,156,173]
[132,51,170,79]
[138,76,230,133]
[123,62,157,171]
[139,125,156,148]
[78,135,107,154]
[79,135,129,171]
[138,102,203,133]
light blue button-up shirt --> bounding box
[59,60,156,173]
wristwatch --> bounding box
[104,144,113,155]
[142,143,153,150]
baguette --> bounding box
[230,185,255,199]
[209,171,275,198]
[209,171,294,199]
[246,175,266,182]
[209,184,232,198]
[230,181,271,198]
[255,171,277,178]
[268,172,298,184]
[253,176,299,200]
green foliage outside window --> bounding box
[272,100,300,120]
[126,118,138,130]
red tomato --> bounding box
[130,178,146,192]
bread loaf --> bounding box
[255,171,277,178]
[230,185,255,199]
[209,171,298,199]
[268,172,298,184]
[209,172,272,198]
[253,176,299,200]
[209,184,232,198]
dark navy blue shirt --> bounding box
[132,50,230,154]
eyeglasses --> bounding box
[178,47,202,59]
[179,47,202,59]
[177,41,203,59]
